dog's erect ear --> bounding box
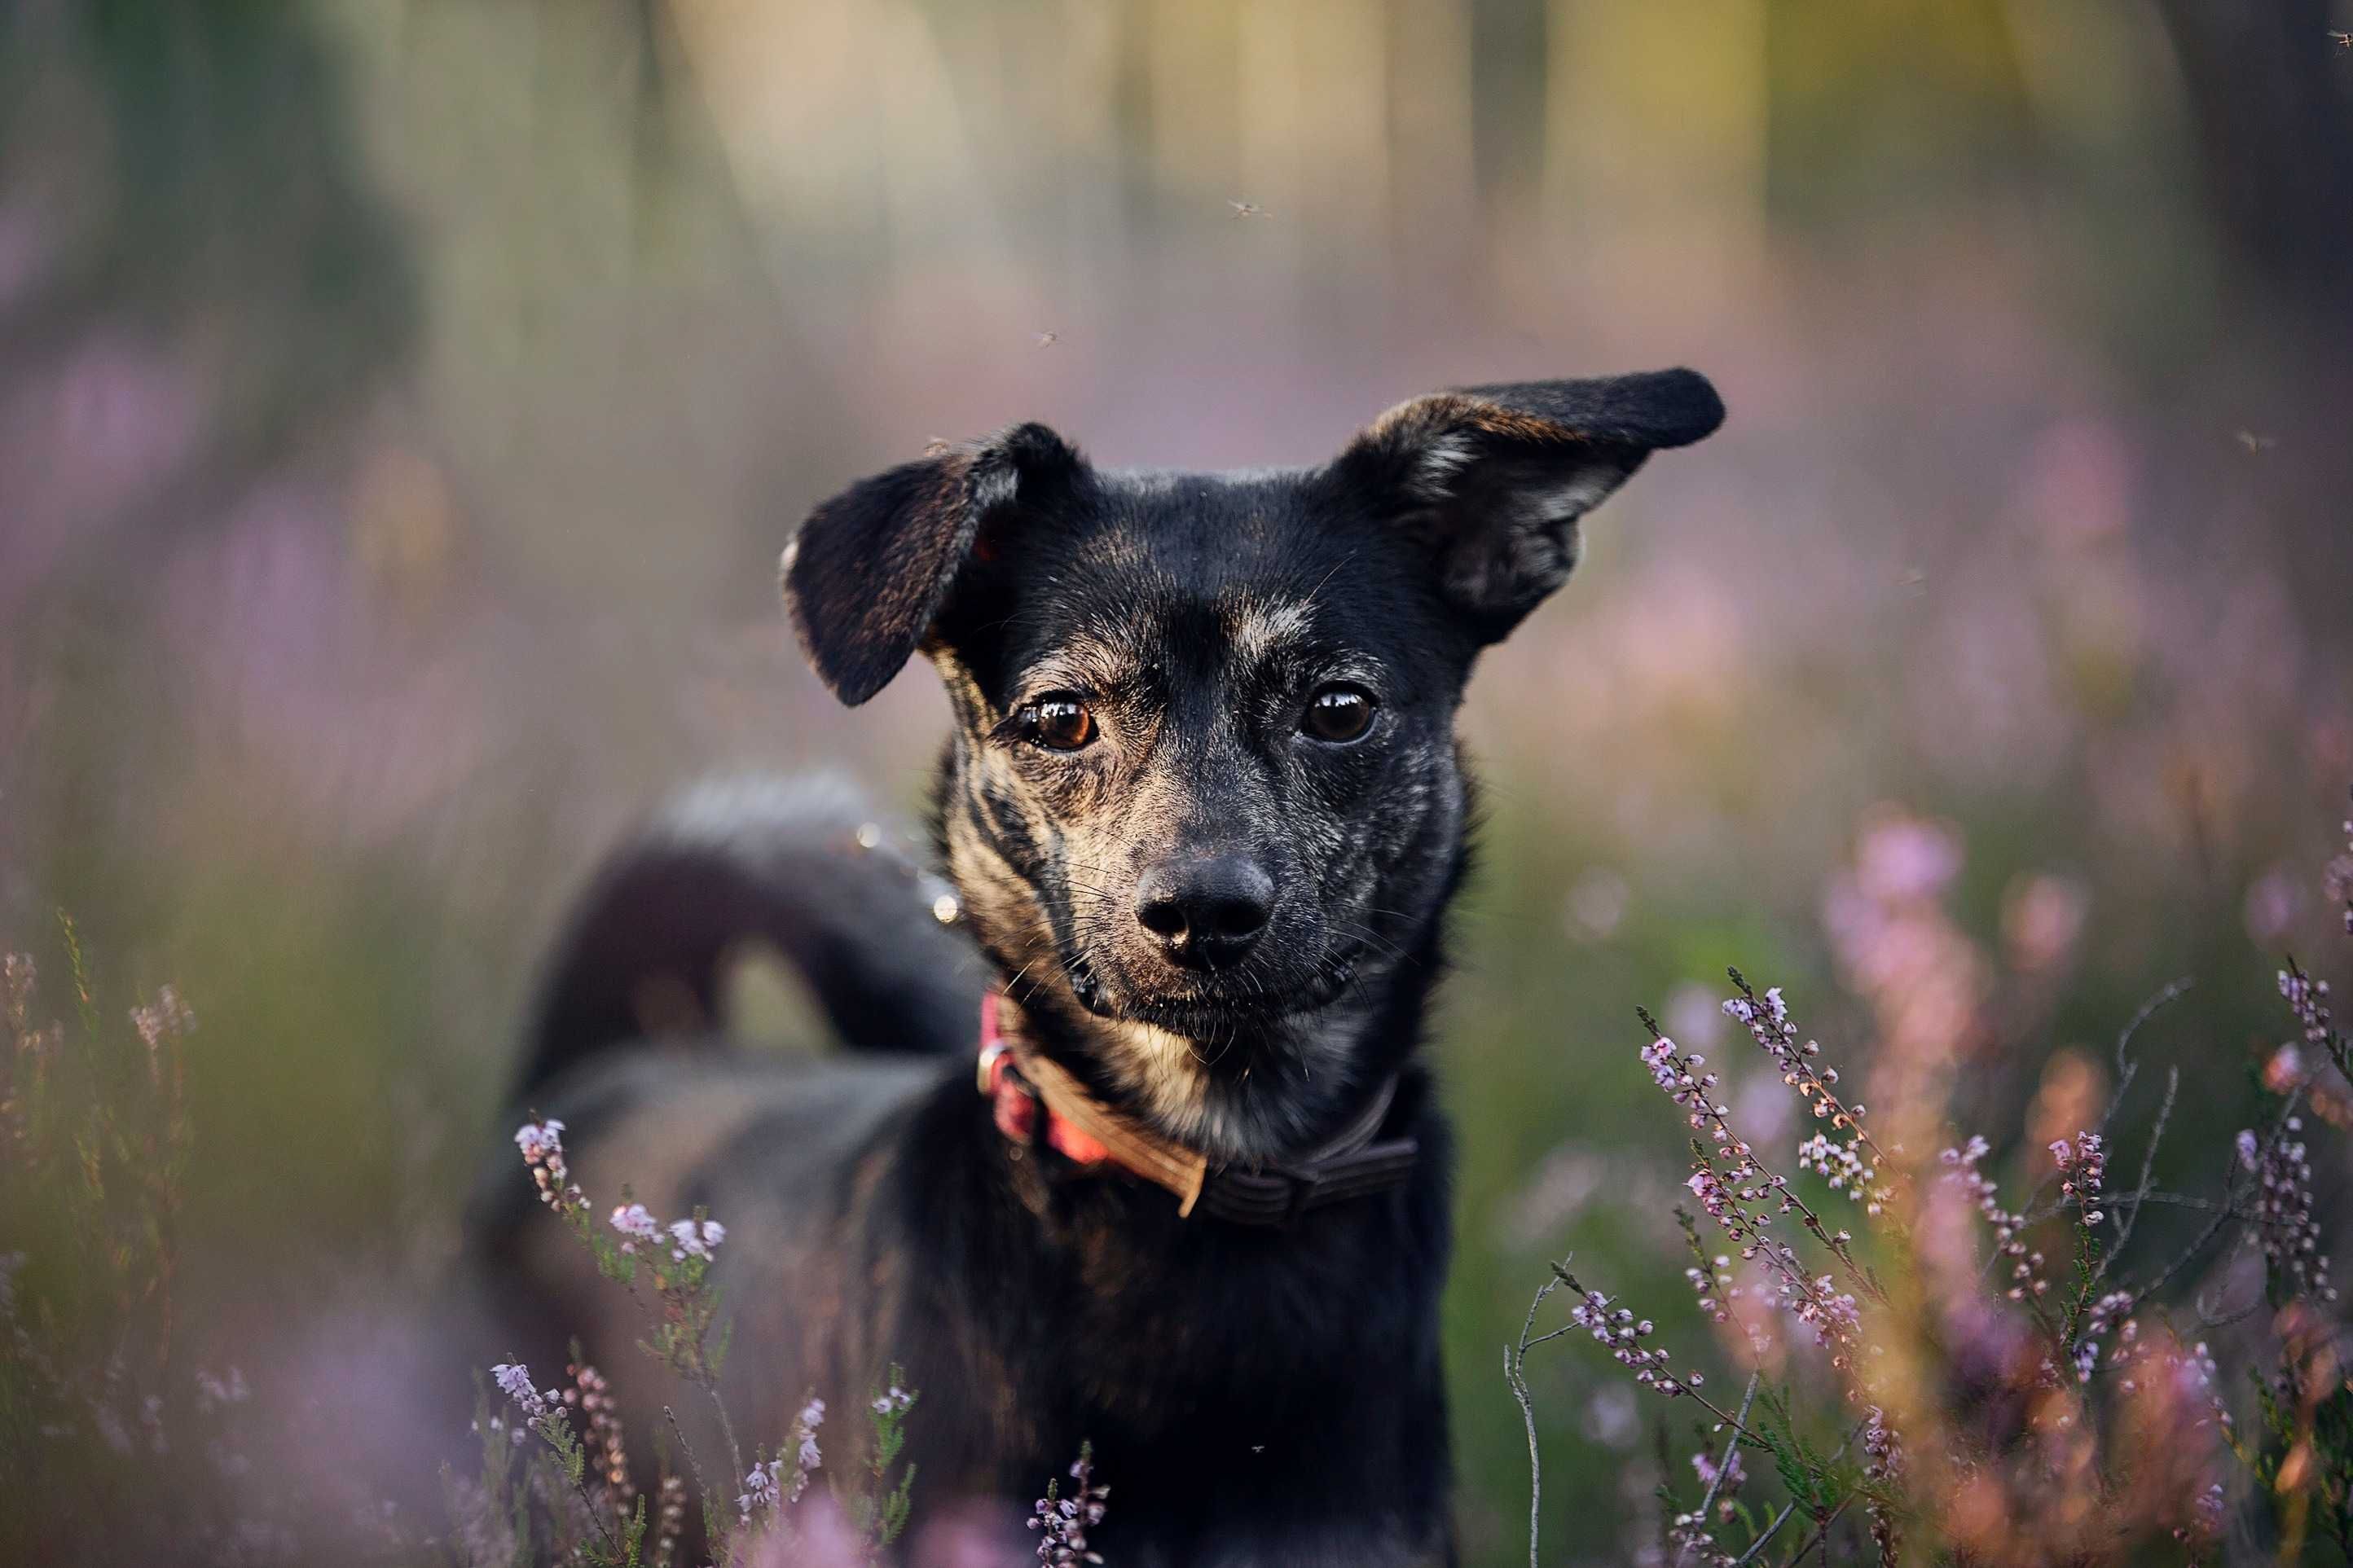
[1326,368,1723,642]
[781,423,1086,705]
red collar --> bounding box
[978,989,1118,1168]
[974,990,1421,1226]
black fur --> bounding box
[520,778,986,1086]
[469,371,1723,1566]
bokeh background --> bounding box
[4,2,2352,1562]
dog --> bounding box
[467,369,1723,1566]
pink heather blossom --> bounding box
[667,1217,725,1262]
[513,1119,565,1163]
[513,1119,590,1215]
[1941,1135,2049,1300]
[2277,965,2336,1061]
[792,1397,826,1494]
[738,1458,785,1522]
[2112,1330,2234,1435]
[2,953,33,1032]
[1861,1405,1906,1561]
[1031,1445,1110,1566]
[2052,1130,2107,1224]
[490,1362,554,1422]
[2071,1290,2134,1382]
[1690,1445,1744,1498]
[1564,1281,1704,1398]
[1722,979,1889,1216]
[608,1203,658,1252]
[2248,1118,2335,1303]
[128,985,196,1059]
[2327,808,2353,933]
[1643,1025,1869,1358]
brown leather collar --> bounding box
[978,991,1420,1227]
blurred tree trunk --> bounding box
[2148,0,2353,316]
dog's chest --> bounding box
[1050,1186,1432,1403]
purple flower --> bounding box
[512,1120,565,1164]
[608,1202,658,1252]
[1030,1443,1109,1565]
[666,1217,724,1262]
[490,1362,552,1421]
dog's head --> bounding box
[783,371,1722,1158]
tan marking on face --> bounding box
[1223,595,1312,663]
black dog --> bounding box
[468,370,1723,1566]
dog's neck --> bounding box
[984,983,1404,1166]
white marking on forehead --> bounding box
[1225,595,1312,661]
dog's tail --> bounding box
[515,777,987,1096]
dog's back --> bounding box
[464,777,981,1481]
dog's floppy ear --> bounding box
[1327,368,1722,642]
[781,423,1086,705]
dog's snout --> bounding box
[1134,856,1274,967]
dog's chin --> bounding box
[1066,939,1368,1039]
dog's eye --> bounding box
[1300,684,1376,744]
[1023,696,1097,752]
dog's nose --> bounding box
[1133,857,1274,968]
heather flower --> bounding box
[128,984,195,1061]
[1667,1505,1737,1566]
[2327,806,2353,934]
[1940,1135,2046,1299]
[2070,1291,2133,1382]
[608,1202,658,1252]
[1,952,31,1033]
[1690,1443,1744,1501]
[1561,1276,1705,1398]
[789,1395,825,1498]
[651,1472,687,1566]
[1722,976,1892,1216]
[1030,1443,1110,1566]
[1861,1405,1905,1562]
[566,1359,631,1509]
[2050,1129,2106,1225]
[513,1119,565,1163]
[2188,1481,2226,1540]
[871,1384,913,1416]
[667,1216,724,1262]
[2278,965,2333,1053]
[490,1361,554,1422]
[2111,1330,2232,1433]
[1683,1252,1736,1325]
[1641,1023,1874,1359]
[737,1458,784,1523]
[2248,1116,2334,1303]
[1670,1429,1749,1566]
[513,1118,588,1216]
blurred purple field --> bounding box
[2,4,2351,1563]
